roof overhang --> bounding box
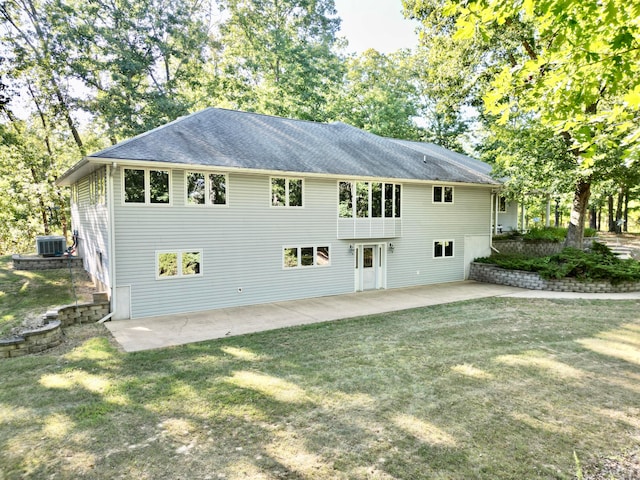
[57,156,502,188]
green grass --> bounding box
[0,255,95,336]
[1,297,639,479]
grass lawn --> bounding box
[1,296,639,479]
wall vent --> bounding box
[36,236,66,257]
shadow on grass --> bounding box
[0,297,639,479]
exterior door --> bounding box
[355,243,385,291]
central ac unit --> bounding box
[36,236,66,257]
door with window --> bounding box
[355,243,385,291]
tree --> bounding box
[406,0,640,247]
[330,49,423,139]
[214,0,345,121]
[58,0,210,142]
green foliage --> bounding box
[477,245,640,283]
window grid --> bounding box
[434,240,454,258]
[433,185,454,204]
[339,181,401,218]
[283,245,330,269]
[123,168,171,205]
[156,250,203,279]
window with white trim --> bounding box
[434,240,454,258]
[124,168,170,204]
[156,250,202,279]
[433,185,454,204]
[498,196,507,213]
[271,177,303,207]
[283,245,330,268]
[186,171,227,205]
[339,181,401,218]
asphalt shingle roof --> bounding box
[85,108,499,185]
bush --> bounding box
[475,244,640,284]
[522,227,567,243]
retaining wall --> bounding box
[0,292,110,359]
[492,238,596,257]
[12,254,83,271]
[469,262,640,293]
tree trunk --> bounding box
[624,188,629,232]
[565,179,591,249]
[608,195,615,232]
[615,187,624,233]
[589,206,597,229]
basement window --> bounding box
[434,240,454,258]
[283,246,331,269]
[156,250,202,279]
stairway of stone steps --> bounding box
[601,240,633,259]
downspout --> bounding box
[107,163,117,319]
[490,192,499,253]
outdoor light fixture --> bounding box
[349,244,354,254]
[388,243,395,253]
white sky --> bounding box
[333,0,421,53]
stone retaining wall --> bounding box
[0,292,110,359]
[469,262,640,293]
[492,238,596,257]
[43,292,110,327]
[0,321,62,358]
[12,254,83,271]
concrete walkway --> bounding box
[105,281,640,352]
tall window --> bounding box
[339,181,401,218]
[433,185,454,204]
[124,168,170,204]
[498,196,507,213]
[272,177,303,207]
[187,172,227,205]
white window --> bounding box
[339,181,401,218]
[124,168,171,205]
[271,177,303,207]
[71,184,79,205]
[156,250,202,279]
[498,196,507,213]
[433,185,454,204]
[186,172,227,205]
[434,240,454,258]
[283,246,330,268]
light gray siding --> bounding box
[71,167,111,289]
[498,200,519,232]
[111,167,493,319]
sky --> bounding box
[333,0,421,54]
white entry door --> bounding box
[355,244,385,291]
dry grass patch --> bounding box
[1,298,639,479]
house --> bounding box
[57,108,505,320]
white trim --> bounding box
[432,185,455,204]
[338,180,403,219]
[270,176,305,208]
[433,239,455,258]
[122,167,173,206]
[282,245,331,269]
[184,170,229,207]
[155,249,203,280]
[80,157,500,189]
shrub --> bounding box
[475,244,640,284]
